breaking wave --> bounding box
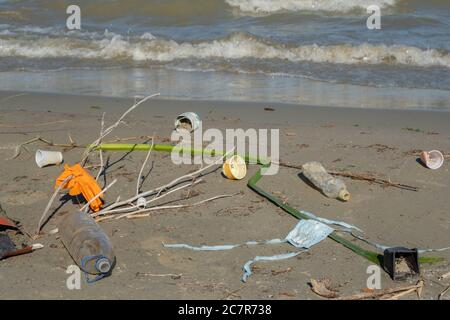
[225,0,399,14]
[0,32,449,69]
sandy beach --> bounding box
[0,90,449,299]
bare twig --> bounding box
[439,285,450,300]
[382,288,418,300]
[137,273,182,278]
[35,175,73,237]
[136,136,154,196]
[95,193,235,222]
[335,281,423,300]
[95,112,106,182]
[96,179,203,217]
[80,178,117,212]
[8,136,79,160]
[82,93,160,165]
[153,149,233,199]
[121,193,237,220]
[93,150,231,218]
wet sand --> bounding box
[0,90,449,299]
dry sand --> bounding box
[0,91,449,299]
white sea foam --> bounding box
[0,33,449,69]
[225,0,398,13]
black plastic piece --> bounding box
[383,247,420,281]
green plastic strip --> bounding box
[96,143,443,265]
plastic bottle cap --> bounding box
[96,258,111,274]
[339,189,351,202]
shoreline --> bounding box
[2,89,450,114]
[2,65,450,111]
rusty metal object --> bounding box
[0,216,17,228]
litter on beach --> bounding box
[1,92,449,299]
[55,164,104,212]
[35,149,63,168]
[302,161,351,201]
[1,0,450,302]
[420,150,444,170]
[174,112,201,133]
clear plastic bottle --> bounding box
[302,162,351,201]
[59,211,115,277]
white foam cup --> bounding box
[35,150,63,168]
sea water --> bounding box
[0,0,449,109]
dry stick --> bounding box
[153,149,233,200]
[136,136,154,196]
[98,179,203,217]
[121,193,237,220]
[439,285,450,300]
[95,112,106,182]
[329,171,418,191]
[9,136,78,160]
[111,180,204,219]
[93,151,231,218]
[383,288,418,300]
[80,179,118,212]
[35,175,73,237]
[95,194,233,222]
[278,161,418,191]
[9,134,156,160]
[138,273,182,278]
[82,93,160,166]
[335,282,423,300]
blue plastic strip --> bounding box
[242,251,304,282]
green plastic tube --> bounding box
[96,143,443,265]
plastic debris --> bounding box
[174,112,201,133]
[420,150,444,170]
[0,216,17,229]
[383,247,420,281]
[302,161,351,201]
[55,163,104,212]
[0,235,43,260]
[222,155,247,180]
[59,211,115,283]
[164,220,333,282]
[285,220,334,249]
[242,252,303,282]
[35,149,63,168]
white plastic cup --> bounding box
[420,150,444,170]
[35,150,63,168]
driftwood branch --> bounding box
[335,281,423,300]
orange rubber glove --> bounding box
[55,164,104,212]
